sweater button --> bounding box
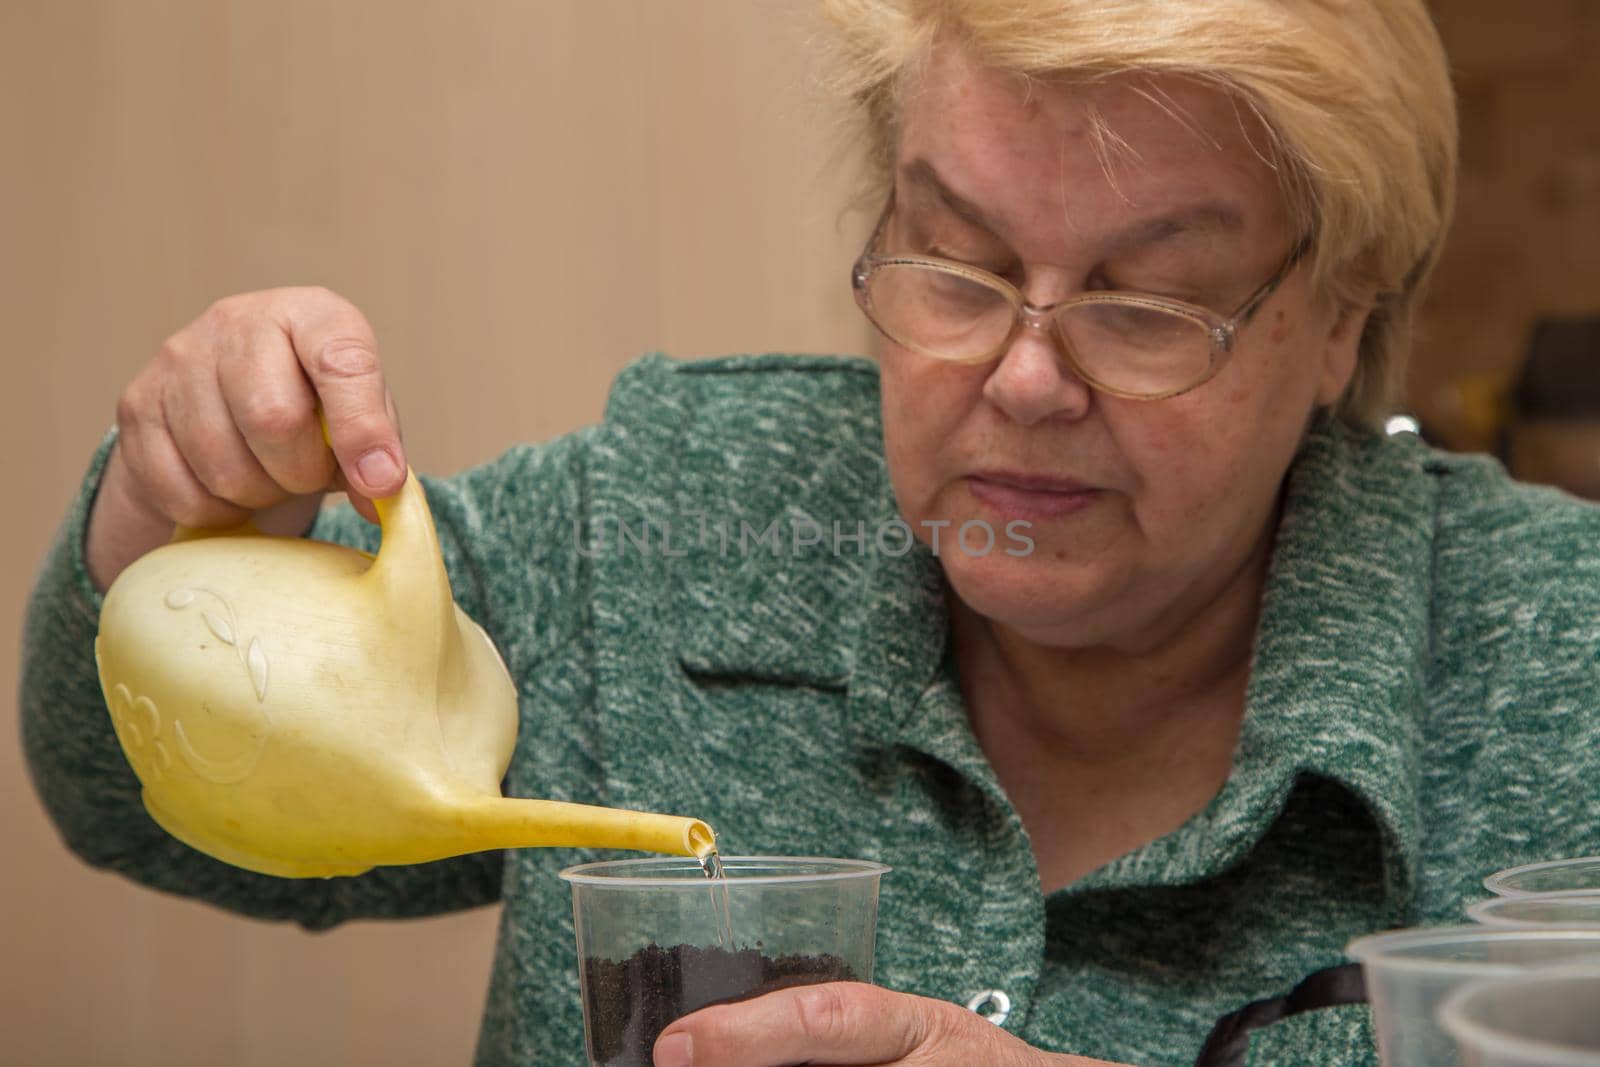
[965,989,1011,1026]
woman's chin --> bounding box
[939,549,1133,647]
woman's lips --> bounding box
[965,472,1101,520]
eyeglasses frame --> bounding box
[850,199,1311,401]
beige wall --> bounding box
[4,1,1597,1064]
[1,3,868,1064]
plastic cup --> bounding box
[1347,927,1600,1066]
[1485,858,1600,898]
[1440,965,1600,1066]
[1468,896,1600,927]
[560,855,890,1067]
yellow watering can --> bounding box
[93,465,713,879]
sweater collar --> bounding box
[1061,417,1433,901]
[1232,417,1431,902]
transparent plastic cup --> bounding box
[1346,927,1600,1066]
[1485,858,1600,898]
[1468,896,1600,927]
[1440,965,1600,1066]
[560,855,890,1067]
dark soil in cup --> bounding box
[582,943,856,1067]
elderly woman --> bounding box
[22,1,1600,1065]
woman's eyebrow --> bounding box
[900,157,1247,252]
[902,158,1004,235]
[1107,205,1246,255]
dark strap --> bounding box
[1192,963,1368,1067]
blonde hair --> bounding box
[816,0,1458,427]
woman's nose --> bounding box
[981,319,1094,426]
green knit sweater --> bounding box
[22,353,1600,1066]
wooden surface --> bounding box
[1,1,1595,1064]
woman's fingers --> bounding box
[217,322,333,497]
[654,982,942,1066]
[135,285,404,520]
[163,347,283,513]
[277,287,406,500]
[653,983,1106,1067]
[117,382,252,529]
[91,286,403,588]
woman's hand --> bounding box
[652,982,1129,1067]
[87,286,405,590]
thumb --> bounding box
[279,287,407,499]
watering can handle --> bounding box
[168,407,449,630]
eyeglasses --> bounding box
[851,201,1309,401]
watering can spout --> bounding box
[93,465,716,879]
[466,797,716,859]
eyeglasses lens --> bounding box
[863,262,1215,396]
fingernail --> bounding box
[654,1032,693,1067]
[356,448,400,491]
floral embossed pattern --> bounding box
[107,681,172,783]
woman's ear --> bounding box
[1316,299,1371,407]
